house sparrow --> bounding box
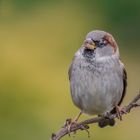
[68,30,127,127]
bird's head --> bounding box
[82,30,119,59]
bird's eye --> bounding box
[99,39,108,46]
[91,39,108,48]
[92,40,100,46]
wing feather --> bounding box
[118,68,127,105]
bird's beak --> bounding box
[84,39,96,50]
[86,42,96,50]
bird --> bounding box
[68,30,127,127]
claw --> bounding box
[116,106,127,120]
[64,111,83,136]
[80,124,90,138]
[63,118,72,136]
[67,120,77,136]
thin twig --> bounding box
[51,92,140,140]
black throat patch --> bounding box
[82,48,95,59]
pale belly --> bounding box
[70,63,123,115]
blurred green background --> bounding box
[0,0,140,140]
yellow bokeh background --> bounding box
[0,0,140,140]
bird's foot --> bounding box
[80,124,90,138]
[63,112,82,136]
[116,106,127,120]
[63,118,76,136]
[64,118,90,137]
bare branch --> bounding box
[51,92,140,140]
